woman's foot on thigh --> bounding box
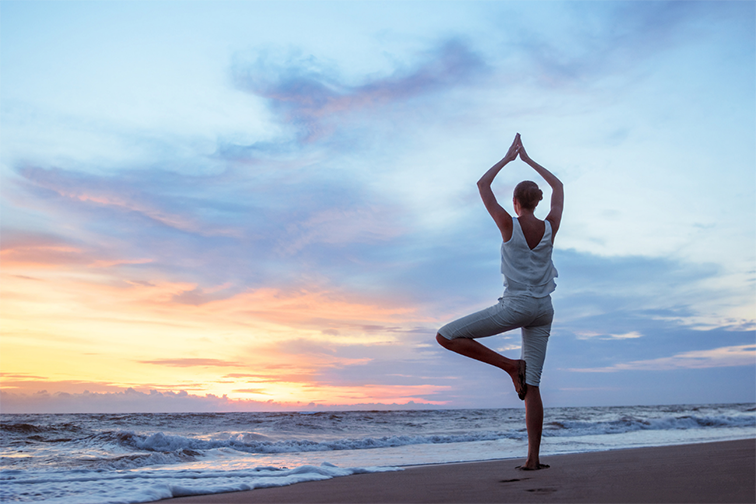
[507,359,527,400]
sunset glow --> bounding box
[1,1,754,412]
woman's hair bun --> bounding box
[514,180,542,210]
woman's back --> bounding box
[501,217,558,298]
[515,215,546,250]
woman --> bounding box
[436,133,563,471]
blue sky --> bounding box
[1,1,754,413]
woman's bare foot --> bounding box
[507,359,527,400]
[516,463,550,471]
[434,335,528,400]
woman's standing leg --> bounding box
[523,385,544,469]
[519,299,553,470]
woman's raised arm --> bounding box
[477,134,520,241]
[518,140,564,238]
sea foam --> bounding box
[1,403,753,503]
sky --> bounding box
[1,0,754,413]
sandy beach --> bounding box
[166,438,755,503]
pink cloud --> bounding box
[17,166,239,237]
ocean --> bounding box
[1,403,754,503]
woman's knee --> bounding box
[436,333,452,348]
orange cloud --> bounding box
[1,261,441,408]
[89,258,154,268]
[207,287,426,332]
[0,230,153,270]
[138,358,245,368]
[1,244,89,268]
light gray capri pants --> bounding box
[437,294,553,386]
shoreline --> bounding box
[165,438,756,503]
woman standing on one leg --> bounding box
[436,133,564,471]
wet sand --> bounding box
[166,438,755,503]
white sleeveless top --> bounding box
[500,217,558,298]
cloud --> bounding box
[570,344,756,372]
[203,286,425,333]
[138,358,244,368]
[280,207,407,255]
[549,248,752,333]
[0,383,448,414]
[0,377,155,396]
[170,284,235,306]
[7,152,413,297]
[0,228,155,270]
[89,258,154,268]
[15,165,239,237]
[231,38,488,146]
[0,388,282,414]
[508,1,732,90]
[575,330,643,341]
[223,373,272,379]
[0,229,92,268]
[0,373,49,380]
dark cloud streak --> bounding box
[231,39,488,148]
